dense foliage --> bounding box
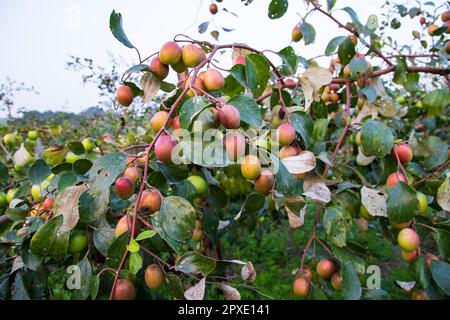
[0,0,449,300]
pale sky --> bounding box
[0,0,443,117]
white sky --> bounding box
[0,0,443,117]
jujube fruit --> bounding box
[112,279,136,300]
[219,105,241,129]
[184,76,205,97]
[115,215,141,238]
[116,85,134,107]
[292,277,310,298]
[292,25,303,42]
[401,249,418,263]
[150,111,169,132]
[254,169,275,194]
[397,228,420,252]
[138,189,162,214]
[279,145,299,159]
[123,166,141,184]
[144,264,165,290]
[181,44,205,68]
[276,123,296,146]
[209,3,218,14]
[331,272,342,290]
[114,176,135,200]
[392,143,413,163]
[150,57,169,80]
[201,69,224,91]
[316,259,335,279]
[159,41,182,65]
[154,134,177,163]
[224,133,246,161]
[386,172,407,190]
[68,230,88,254]
[241,155,261,180]
[187,175,208,195]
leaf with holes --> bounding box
[175,251,216,276]
[323,205,353,247]
[268,0,288,19]
[88,152,128,197]
[158,196,196,243]
[303,176,331,204]
[360,186,387,217]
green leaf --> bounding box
[106,233,130,269]
[227,95,263,127]
[90,274,100,300]
[387,182,418,224]
[5,199,31,221]
[361,86,377,103]
[0,162,8,186]
[393,57,408,86]
[360,119,395,157]
[410,255,430,289]
[404,73,420,92]
[349,57,368,78]
[129,252,143,275]
[323,205,352,247]
[300,22,316,45]
[135,230,156,241]
[127,239,140,253]
[338,37,356,65]
[278,46,298,75]
[312,118,329,143]
[434,229,450,259]
[73,159,93,176]
[175,251,217,276]
[240,193,265,215]
[179,96,211,130]
[245,54,271,98]
[67,141,85,155]
[109,10,134,49]
[58,171,79,191]
[423,88,450,117]
[160,81,176,93]
[92,218,115,256]
[430,260,450,296]
[325,36,346,56]
[151,215,185,255]
[327,0,337,11]
[268,0,288,19]
[71,258,93,300]
[363,289,390,300]
[421,136,447,170]
[341,262,362,300]
[12,272,30,300]
[341,7,363,30]
[124,64,150,74]
[229,64,246,88]
[158,196,196,243]
[270,154,303,196]
[28,159,51,185]
[165,273,185,299]
[223,74,244,97]
[30,215,69,259]
[290,112,313,147]
[88,152,128,197]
